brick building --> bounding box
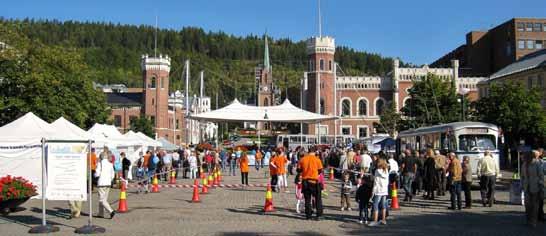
[431,18,546,77]
[105,54,186,146]
[302,35,485,139]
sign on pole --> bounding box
[46,142,88,201]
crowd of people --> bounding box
[80,143,543,228]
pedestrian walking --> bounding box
[369,159,389,227]
[269,152,279,192]
[461,156,473,208]
[477,150,500,207]
[401,149,418,202]
[447,153,462,210]
[423,149,437,200]
[340,173,353,211]
[95,147,116,219]
[121,152,131,180]
[276,149,289,192]
[172,150,180,179]
[295,174,304,214]
[255,149,263,171]
[360,148,372,174]
[297,146,324,220]
[136,153,149,194]
[188,151,198,179]
[521,150,544,227]
[434,150,447,196]
[355,174,373,224]
[240,152,249,186]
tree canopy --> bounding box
[1,18,402,108]
[0,22,110,128]
[475,82,546,148]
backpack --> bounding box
[149,154,158,169]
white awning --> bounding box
[124,131,162,148]
[189,99,337,123]
[87,123,141,148]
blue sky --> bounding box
[2,0,545,65]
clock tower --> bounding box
[256,34,275,131]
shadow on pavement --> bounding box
[217,231,331,236]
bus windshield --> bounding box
[458,134,496,151]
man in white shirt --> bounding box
[477,150,500,207]
[95,148,116,219]
[360,149,373,174]
[388,154,400,194]
[188,152,198,179]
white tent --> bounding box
[87,124,141,148]
[135,132,162,148]
[189,99,337,123]
[0,113,88,197]
[50,117,92,141]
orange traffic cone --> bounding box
[201,175,209,194]
[208,174,214,188]
[117,181,128,213]
[169,170,176,184]
[192,179,201,203]
[199,167,204,179]
[263,184,275,212]
[217,169,222,182]
[329,167,334,180]
[390,182,400,210]
[151,175,160,193]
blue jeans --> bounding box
[230,160,237,176]
[450,181,462,209]
[372,195,387,212]
[403,173,415,199]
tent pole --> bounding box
[300,122,303,149]
[87,140,93,227]
[41,138,46,226]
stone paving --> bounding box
[0,169,544,236]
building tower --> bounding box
[142,54,171,138]
[304,36,336,135]
[256,34,275,131]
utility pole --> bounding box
[185,60,190,145]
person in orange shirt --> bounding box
[269,151,278,192]
[88,148,98,188]
[255,149,263,171]
[240,151,250,186]
[297,146,324,220]
[275,149,289,193]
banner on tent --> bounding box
[46,143,88,201]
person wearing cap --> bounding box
[297,146,324,220]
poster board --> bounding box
[46,142,88,201]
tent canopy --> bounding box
[135,132,162,147]
[189,99,337,123]
[87,123,141,147]
[124,131,161,148]
[158,137,177,151]
[50,117,92,141]
[0,112,80,141]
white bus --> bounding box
[397,122,500,177]
[276,134,355,150]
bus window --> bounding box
[458,135,496,151]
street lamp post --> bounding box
[458,88,470,121]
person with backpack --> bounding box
[148,151,159,183]
[136,152,149,194]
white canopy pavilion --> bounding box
[188,99,338,147]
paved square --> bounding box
[0,170,544,236]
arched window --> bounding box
[264,98,269,106]
[160,77,165,89]
[375,98,385,116]
[358,98,368,116]
[320,59,324,71]
[150,77,156,88]
[341,98,351,117]
[329,60,332,71]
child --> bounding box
[340,173,353,211]
[355,174,373,224]
[294,174,303,213]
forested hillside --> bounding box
[2,18,401,107]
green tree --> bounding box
[400,73,467,129]
[475,82,546,149]
[376,102,402,137]
[0,23,110,128]
[130,117,155,138]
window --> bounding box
[375,99,385,116]
[150,77,156,88]
[533,23,542,32]
[538,74,543,88]
[535,40,542,49]
[114,115,122,127]
[358,126,368,138]
[176,135,180,140]
[129,115,137,124]
[152,98,155,106]
[176,119,180,129]
[341,126,351,135]
[528,76,534,89]
[320,98,325,114]
[526,23,533,31]
[264,97,269,106]
[518,40,525,49]
[358,99,367,116]
[517,22,524,31]
[329,60,332,71]
[320,59,324,71]
[160,77,165,89]
[544,24,546,32]
[505,42,512,56]
[150,116,155,126]
[527,40,534,49]
[341,99,351,117]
